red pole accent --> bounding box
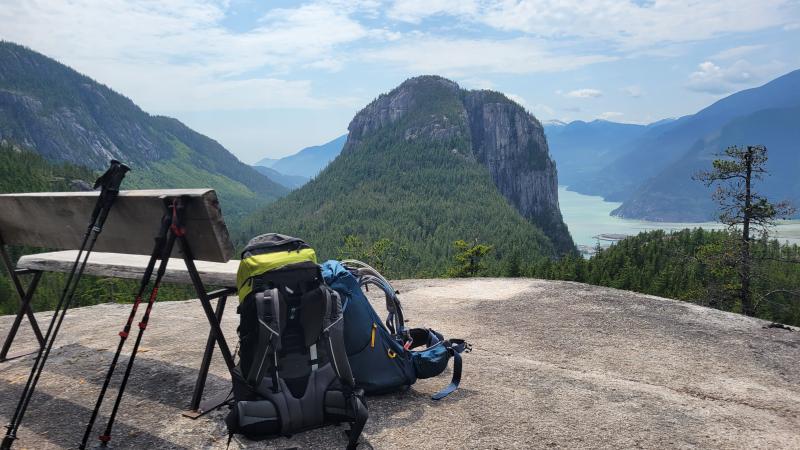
[170,200,186,237]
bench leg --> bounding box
[184,294,229,418]
[177,236,236,371]
[0,271,44,362]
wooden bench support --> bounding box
[0,237,45,362]
[183,287,234,419]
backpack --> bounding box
[226,234,368,450]
[321,259,470,399]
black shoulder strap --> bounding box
[321,287,368,449]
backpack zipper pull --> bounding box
[370,323,376,349]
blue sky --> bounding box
[1,0,799,163]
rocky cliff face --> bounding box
[344,76,573,253]
[0,43,173,168]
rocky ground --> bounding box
[1,278,798,449]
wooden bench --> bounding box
[0,189,241,417]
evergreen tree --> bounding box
[695,145,795,315]
[448,239,493,278]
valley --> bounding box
[558,186,800,256]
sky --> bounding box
[1,1,799,164]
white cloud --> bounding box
[622,85,643,98]
[711,45,766,60]
[506,93,530,110]
[685,59,785,94]
[366,37,614,75]
[387,0,479,23]
[388,0,798,51]
[0,0,370,112]
[784,22,800,30]
[533,103,556,117]
[565,88,603,98]
[599,111,624,120]
[460,78,496,90]
[687,61,747,94]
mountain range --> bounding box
[544,119,650,186]
[252,165,309,189]
[0,41,286,219]
[254,134,346,181]
[552,69,800,221]
[0,42,573,274]
[242,76,574,275]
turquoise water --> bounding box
[558,186,800,253]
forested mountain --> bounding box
[254,134,346,178]
[241,76,574,276]
[0,41,287,219]
[568,69,800,209]
[544,119,649,186]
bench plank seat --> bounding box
[17,251,239,288]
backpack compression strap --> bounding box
[321,288,354,385]
[248,289,282,388]
[431,339,471,400]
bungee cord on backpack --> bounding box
[342,260,406,339]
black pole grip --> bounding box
[93,160,130,192]
[90,160,130,230]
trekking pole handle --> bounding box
[94,160,130,193]
[90,160,130,232]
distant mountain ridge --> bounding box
[242,75,574,276]
[252,165,308,189]
[255,134,346,178]
[544,119,649,186]
[563,69,800,221]
[0,41,286,218]
[613,105,800,221]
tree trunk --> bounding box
[740,147,753,315]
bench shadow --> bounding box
[4,342,232,411]
[0,378,191,449]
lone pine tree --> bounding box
[695,145,795,315]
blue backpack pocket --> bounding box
[412,344,450,379]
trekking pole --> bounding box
[96,200,181,447]
[1,160,129,450]
[78,212,171,450]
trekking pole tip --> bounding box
[1,433,16,450]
